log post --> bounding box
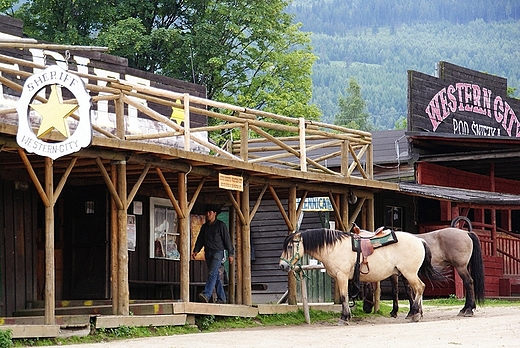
[241,179,252,305]
[44,157,55,325]
[117,160,129,315]
[235,191,243,304]
[287,186,297,305]
[178,172,190,301]
[110,164,119,314]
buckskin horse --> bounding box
[363,216,485,317]
[278,228,437,324]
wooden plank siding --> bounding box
[0,178,38,317]
[417,162,520,195]
[250,201,328,303]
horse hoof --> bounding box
[411,313,422,322]
[458,309,474,317]
[390,311,398,318]
[337,319,350,326]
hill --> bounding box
[287,0,520,128]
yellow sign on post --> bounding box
[218,173,243,191]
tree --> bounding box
[0,0,16,13]
[13,0,321,121]
[333,78,374,131]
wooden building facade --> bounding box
[0,15,397,334]
[371,62,520,298]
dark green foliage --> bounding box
[0,329,12,348]
[289,0,520,128]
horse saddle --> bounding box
[351,224,398,274]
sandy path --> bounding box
[42,305,520,348]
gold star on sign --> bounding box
[31,84,79,138]
[170,99,185,124]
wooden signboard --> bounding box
[408,61,520,138]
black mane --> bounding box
[283,228,350,253]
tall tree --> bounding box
[0,0,17,13]
[333,78,374,131]
[14,0,321,121]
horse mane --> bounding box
[284,228,350,253]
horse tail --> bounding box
[451,216,473,232]
[468,232,486,304]
[419,240,444,281]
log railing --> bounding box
[0,50,373,180]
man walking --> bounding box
[191,204,234,303]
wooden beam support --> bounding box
[18,148,50,207]
[227,191,246,225]
[269,186,293,231]
[328,191,347,232]
[53,157,77,201]
[126,163,150,209]
[249,184,268,222]
[188,177,206,212]
[95,157,123,210]
[155,167,185,219]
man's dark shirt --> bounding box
[194,219,234,256]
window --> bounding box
[385,205,403,231]
[149,197,179,260]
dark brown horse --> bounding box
[364,216,485,317]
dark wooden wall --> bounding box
[250,200,327,303]
[127,194,207,302]
[0,179,38,317]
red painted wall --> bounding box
[417,162,520,195]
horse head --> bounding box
[279,232,304,272]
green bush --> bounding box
[0,329,13,348]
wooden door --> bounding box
[63,186,109,299]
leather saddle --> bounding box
[351,223,394,274]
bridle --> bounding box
[280,237,302,271]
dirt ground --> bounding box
[44,304,520,348]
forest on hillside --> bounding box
[287,0,520,129]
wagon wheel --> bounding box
[451,216,473,232]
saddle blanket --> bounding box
[351,230,398,251]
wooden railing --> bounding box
[419,221,520,277]
[0,50,373,180]
[475,228,520,277]
[497,234,520,276]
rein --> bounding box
[280,237,302,269]
[280,237,311,281]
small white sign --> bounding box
[133,201,143,215]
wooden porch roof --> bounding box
[0,46,398,200]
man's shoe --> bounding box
[216,299,226,304]
[198,293,209,303]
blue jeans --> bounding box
[203,250,226,302]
